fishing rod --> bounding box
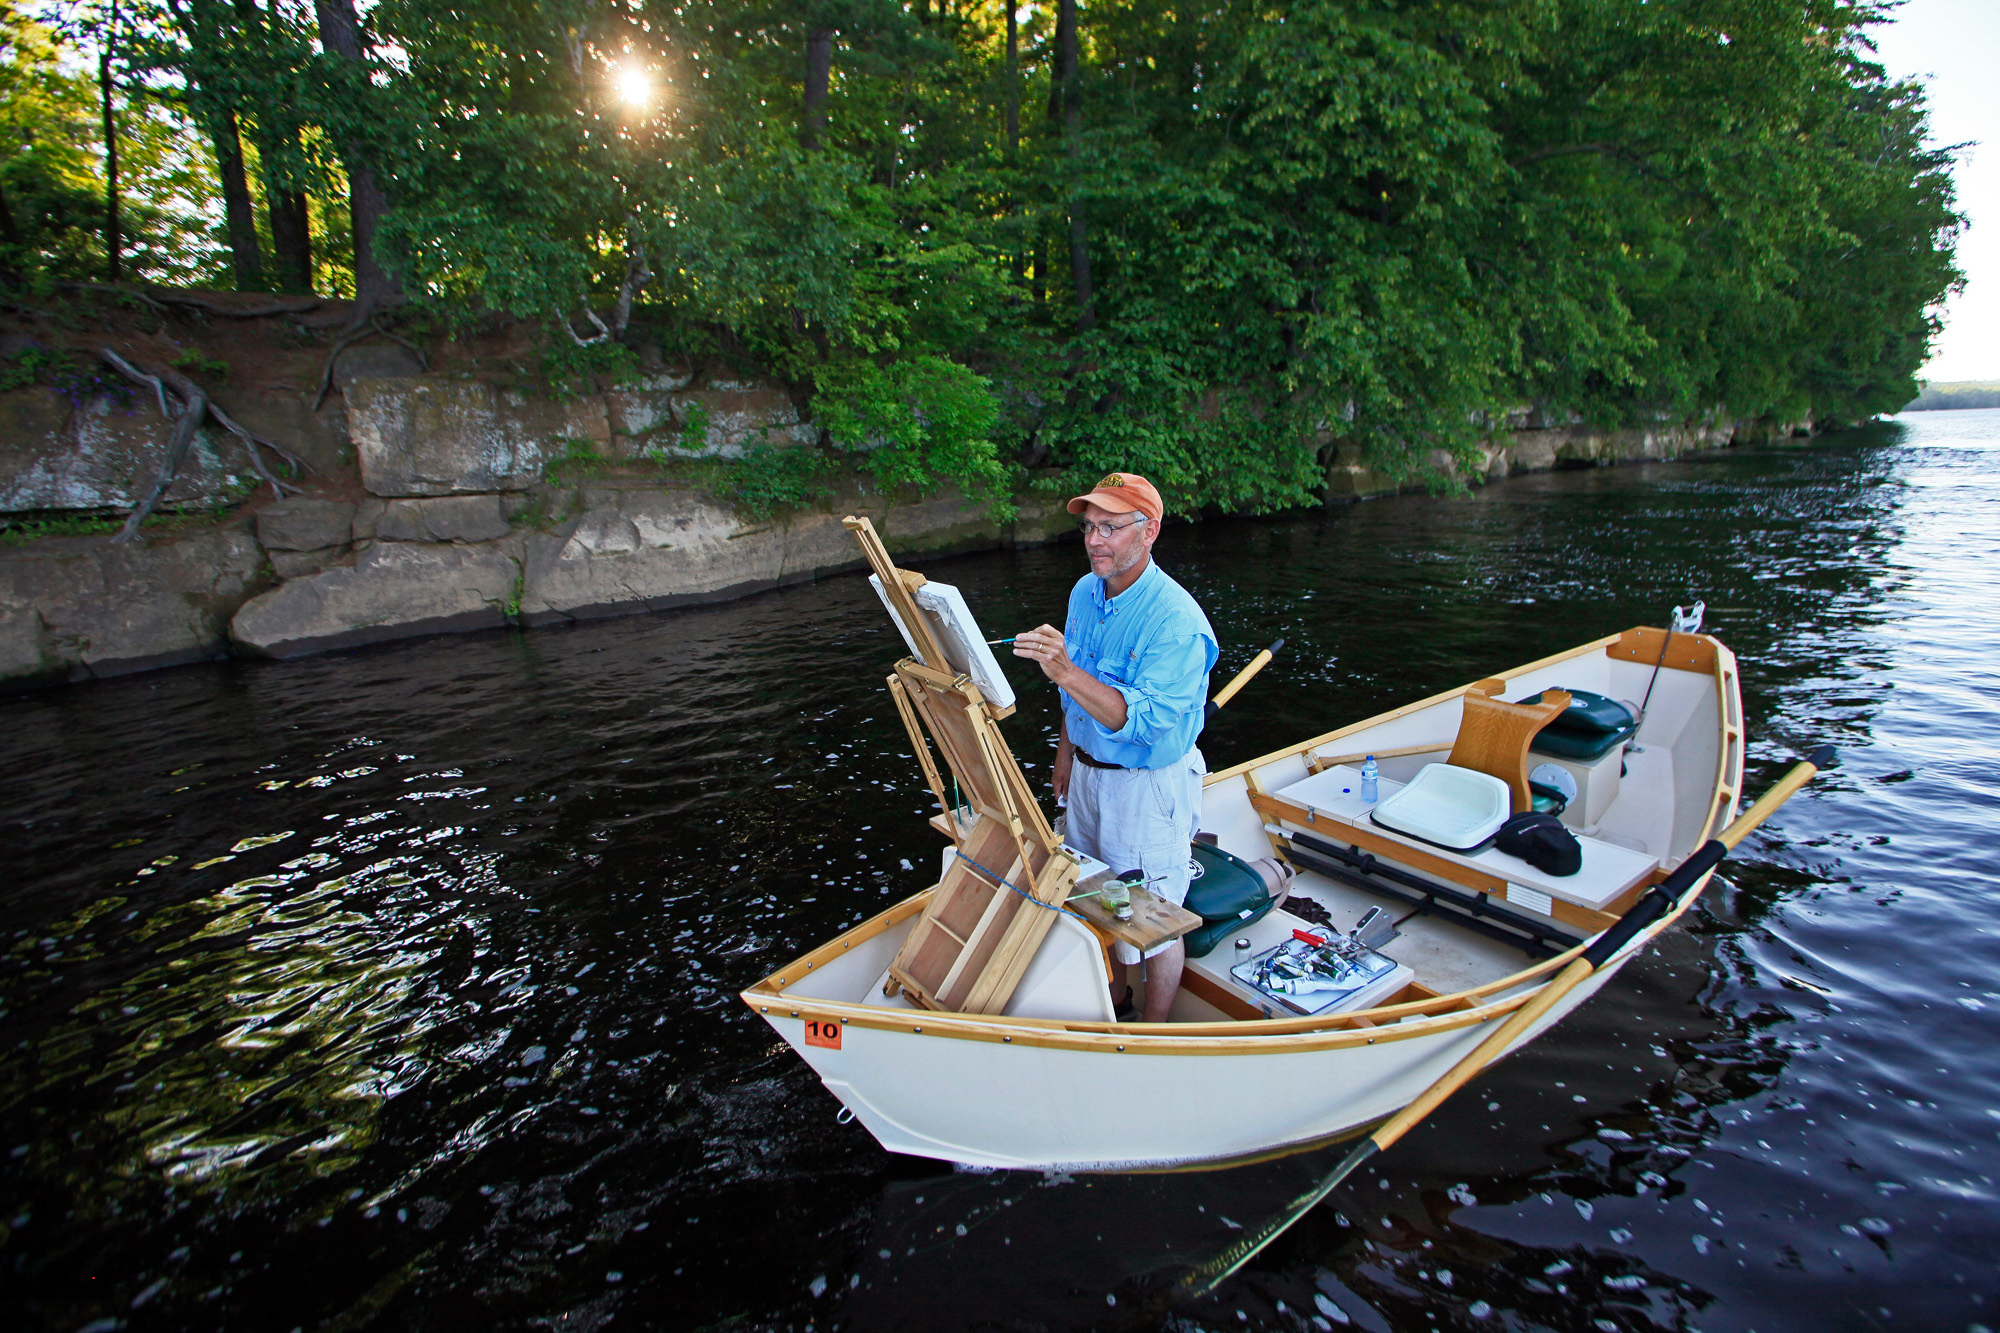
[1179,744,1836,1297]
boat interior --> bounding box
[766,626,1743,1034]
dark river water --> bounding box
[4,411,1998,1332]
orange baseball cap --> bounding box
[1066,471,1163,524]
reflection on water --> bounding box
[4,412,1999,1331]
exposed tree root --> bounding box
[97,348,314,532]
[112,378,207,545]
[151,292,320,318]
[564,306,612,347]
[62,281,319,319]
[311,312,427,411]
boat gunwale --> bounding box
[740,628,1738,1055]
[738,876,1717,1056]
[1199,629,1632,788]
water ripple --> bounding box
[5,413,2000,1329]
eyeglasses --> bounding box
[1078,516,1148,539]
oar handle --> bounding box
[1580,745,1833,968]
[1720,746,1834,850]
[1206,638,1285,718]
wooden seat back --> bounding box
[1446,680,1572,814]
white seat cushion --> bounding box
[1370,763,1511,851]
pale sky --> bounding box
[1873,0,2000,383]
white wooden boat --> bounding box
[743,540,1744,1172]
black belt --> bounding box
[1073,748,1125,771]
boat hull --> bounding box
[756,944,1641,1171]
[744,627,1742,1171]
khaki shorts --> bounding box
[1066,747,1206,964]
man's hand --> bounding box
[1053,737,1074,801]
[1012,623,1075,686]
[1015,623,1130,735]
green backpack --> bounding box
[1181,840,1282,958]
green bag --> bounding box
[1181,841,1279,958]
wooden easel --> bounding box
[844,516,1078,1013]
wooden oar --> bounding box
[1180,746,1835,1296]
[1206,638,1285,719]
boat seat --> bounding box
[1447,680,1572,814]
[1371,763,1512,851]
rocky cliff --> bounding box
[0,321,1789,691]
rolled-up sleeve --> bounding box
[1100,632,1218,747]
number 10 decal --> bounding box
[804,1018,843,1050]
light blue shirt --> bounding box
[1061,559,1218,769]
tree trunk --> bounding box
[0,178,19,287]
[313,0,399,313]
[801,25,833,150]
[1046,0,1070,123]
[212,110,266,290]
[268,186,313,293]
[613,220,649,338]
[98,1,122,283]
[1056,0,1093,332]
[229,0,312,292]
[1005,3,1019,151]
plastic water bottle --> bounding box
[1360,755,1379,804]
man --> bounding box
[1013,472,1217,1023]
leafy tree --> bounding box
[0,2,104,280]
[0,0,1964,511]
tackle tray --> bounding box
[1228,934,1414,1017]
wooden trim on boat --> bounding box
[1609,625,1718,674]
[1245,791,1622,935]
[1699,644,1744,847]
[743,887,1613,1042]
[741,871,1718,1058]
[1306,740,1451,773]
[1179,968,1266,1022]
[1252,792,1506,893]
[1204,631,1629,788]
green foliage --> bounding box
[0,511,123,545]
[0,503,228,545]
[0,3,112,281]
[169,346,229,383]
[540,436,607,481]
[700,442,836,522]
[508,491,552,531]
[0,0,1963,510]
[676,401,713,457]
[817,355,1013,518]
[0,341,134,407]
[504,557,525,619]
[1,0,237,285]
[0,343,52,392]
[537,337,640,401]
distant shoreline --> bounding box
[1901,382,2000,411]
